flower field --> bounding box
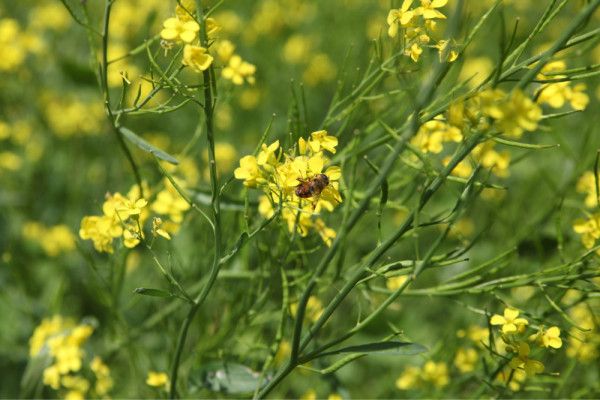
[1,0,600,398]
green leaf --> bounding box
[493,137,559,149]
[118,126,179,164]
[193,362,262,395]
[317,341,427,358]
[134,287,172,298]
[319,353,366,374]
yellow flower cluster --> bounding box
[0,18,43,71]
[564,294,600,362]
[387,0,457,62]
[159,2,256,84]
[160,0,214,72]
[234,130,342,246]
[213,40,256,86]
[572,171,600,250]
[79,180,188,254]
[79,185,149,253]
[537,61,589,111]
[414,88,542,180]
[576,171,599,208]
[395,360,449,390]
[43,96,105,138]
[478,88,542,139]
[29,316,113,399]
[22,222,76,257]
[490,307,562,379]
[0,119,44,172]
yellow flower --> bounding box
[443,156,473,179]
[257,140,280,166]
[90,357,113,396]
[300,389,317,400]
[160,17,200,43]
[222,55,256,85]
[215,39,235,63]
[497,367,527,391]
[538,326,562,349]
[234,155,262,187]
[314,218,336,247]
[290,296,323,323]
[43,365,61,390]
[175,0,196,22]
[416,0,448,19]
[308,130,338,154]
[573,214,600,249]
[412,119,462,154]
[405,42,423,62]
[508,342,545,376]
[328,393,343,400]
[151,180,191,228]
[182,45,213,72]
[454,347,478,373]
[146,371,169,389]
[490,308,529,334]
[387,0,415,38]
[303,53,336,86]
[480,89,542,138]
[421,361,449,387]
[435,39,458,62]
[472,141,511,178]
[395,366,420,390]
[152,217,171,240]
[386,275,409,291]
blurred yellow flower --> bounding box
[573,214,600,249]
[576,171,599,208]
[454,347,478,373]
[146,371,169,389]
[508,341,544,376]
[222,55,256,85]
[386,275,409,291]
[480,89,542,138]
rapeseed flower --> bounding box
[508,341,544,376]
[454,347,478,373]
[222,55,256,85]
[490,308,528,333]
[160,17,200,43]
[416,0,448,19]
[182,44,213,72]
[146,371,169,389]
[480,89,542,138]
[234,131,342,245]
[530,326,562,349]
[576,171,598,208]
[387,0,416,38]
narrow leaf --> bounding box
[318,341,427,358]
[493,137,559,149]
[119,126,179,164]
[134,287,172,298]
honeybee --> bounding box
[295,173,330,199]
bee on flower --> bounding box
[234,130,342,246]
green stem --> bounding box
[168,1,222,397]
[99,0,144,198]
